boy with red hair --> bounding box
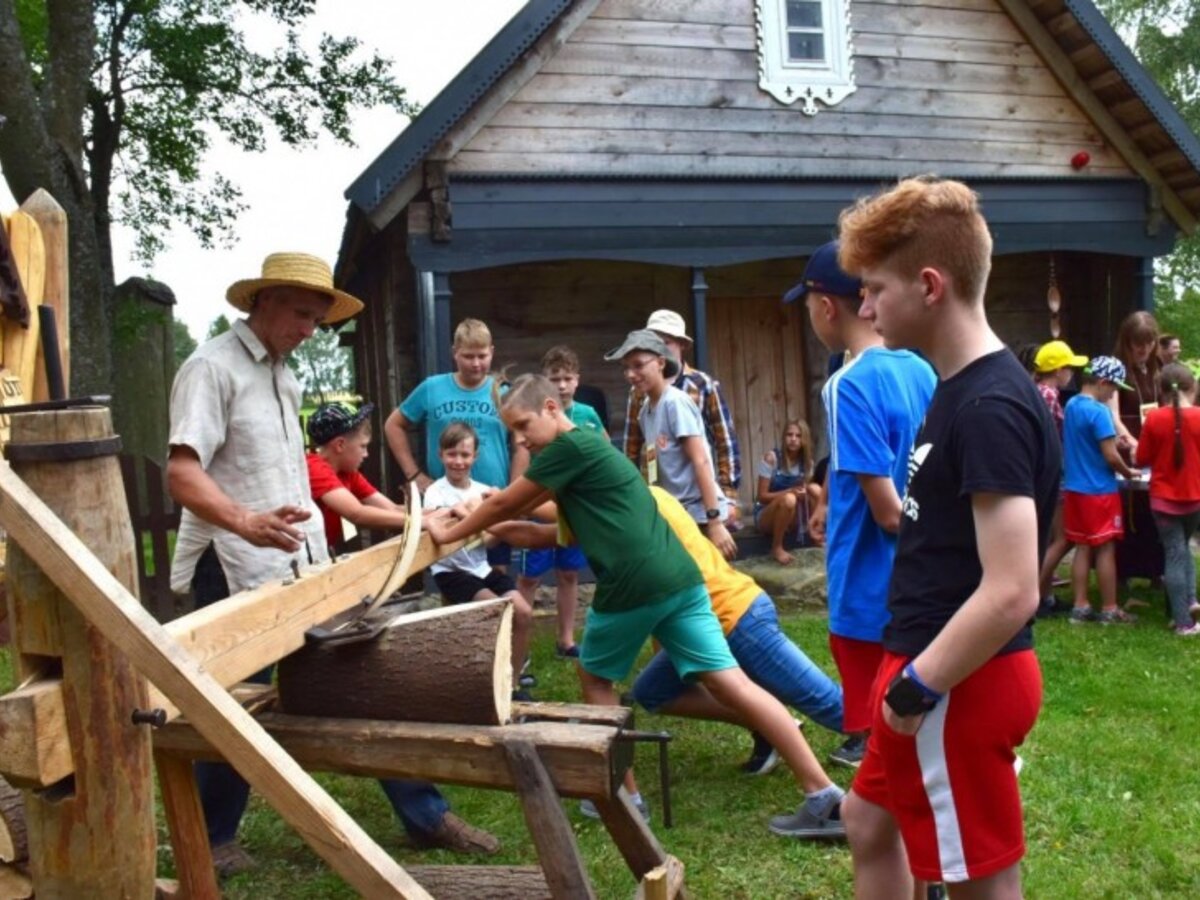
[836,177,1059,898]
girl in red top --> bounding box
[1136,363,1200,635]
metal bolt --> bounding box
[131,708,167,728]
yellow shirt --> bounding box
[649,487,760,635]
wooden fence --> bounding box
[118,453,184,622]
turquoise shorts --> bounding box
[579,583,737,683]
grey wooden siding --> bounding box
[450,0,1134,179]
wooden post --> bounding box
[5,407,156,896]
[19,191,69,401]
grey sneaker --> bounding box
[1068,606,1095,625]
[579,796,650,822]
[768,801,846,840]
[1096,607,1136,625]
[829,734,866,769]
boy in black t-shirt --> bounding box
[835,177,1060,898]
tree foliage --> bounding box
[172,317,196,372]
[0,0,415,392]
[1098,0,1200,305]
[288,325,353,404]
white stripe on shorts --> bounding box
[915,694,969,883]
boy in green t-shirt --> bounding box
[426,374,845,838]
[515,345,608,658]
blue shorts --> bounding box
[515,546,588,578]
[579,583,736,683]
[486,542,512,567]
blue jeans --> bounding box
[191,546,449,845]
[631,593,844,734]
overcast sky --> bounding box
[2,0,526,340]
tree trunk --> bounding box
[277,598,514,726]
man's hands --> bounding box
[236,505,312,552]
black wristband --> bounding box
[404,468,419,481]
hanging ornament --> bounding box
[1047,255,1062,337]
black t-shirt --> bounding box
[884,349,1062,657]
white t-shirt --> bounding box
[424,476,492,577]
[639,385,729,523]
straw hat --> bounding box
[226,252,364,324]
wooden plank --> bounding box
[0,681,71,787]
[406,865,551,900]
[19,191,68,401]
[2,213,42,401]
[0,462,431,899]
[514,701,631,728]
[593,787,670,881]
[153,750,220,900]
[635,856,684,900]
[993,0,1198,233]
[487,102,1101,145]
[514,74,1096,123]
[592,0,745,26]
[464,124,1124,171]
[505,739,596,900]
[153,715,621,799]
[450,149,1132,179]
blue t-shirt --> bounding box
[399,373,511,488]
[1062,393,1118,495]
[822,347,936,642]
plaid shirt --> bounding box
[623,363,742,497]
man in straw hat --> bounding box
[167,252,499,877]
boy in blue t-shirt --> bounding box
[384,317,519,570]
[784,241,936,769]
[515,345,608,658]
[1062,356,1140,624]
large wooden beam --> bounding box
[0,461,432,898]
[152,714,623,799]
[0,533,480,785]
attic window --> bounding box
[756,0,856,115]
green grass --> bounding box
[4,591,1199,897]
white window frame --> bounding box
[756,0,856,115]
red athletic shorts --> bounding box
[829,634,884,734]
[852,650,1042,883]
[1062,490,1123,545]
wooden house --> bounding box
[335,0,1200,511]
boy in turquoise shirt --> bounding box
[426,374,846,838]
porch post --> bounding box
[690,267,710,373]
[433,272,453,373]
[1135,257,1155,311]
[415,271,453,376]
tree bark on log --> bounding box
[277,598,513,726]
[405,865,550,900]
[0,777,26,864]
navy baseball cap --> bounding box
[783,241,864,304]
[307,401,376,446]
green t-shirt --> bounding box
[565,400,605,434]
[525,428,702,613]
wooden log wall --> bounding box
[451,0,1134,180]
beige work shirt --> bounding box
[168,318,328,595]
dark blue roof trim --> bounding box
[345,0,573,213]
[1066,0,1200,175]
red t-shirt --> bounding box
[1135,405,1200,503]
[306,452,378,547]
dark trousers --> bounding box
[191,545,449,846]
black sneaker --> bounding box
[1036,596,1070,619]
[741,731,780,776]
[829,735,866,769]
[519,657,537,687]
[512,688,535,702]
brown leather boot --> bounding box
[412,812,501,855]
[211,841,257,880]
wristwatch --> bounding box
[884,665,942,718]
[705,507,721,521]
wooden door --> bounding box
[706,296,810,516]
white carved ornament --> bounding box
[755,0,857,116]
